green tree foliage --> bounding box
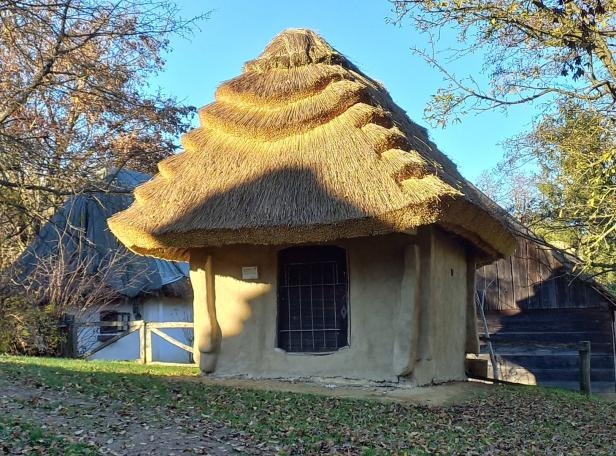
[510,103,615,284]
[392,0,616,125]
[392,1,616,285]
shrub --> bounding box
[0,295,63,356]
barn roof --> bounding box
[15,169,188,298]
[108,28,516,262]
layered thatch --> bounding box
[109,28,515,262]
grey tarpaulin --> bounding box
[15,169,188,298]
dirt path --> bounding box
[186,376,492,407]
[0,378,270,455]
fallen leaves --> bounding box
[0,419,98,455]
[0,355,615,455]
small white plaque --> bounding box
[241,266,259,280]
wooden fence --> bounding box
[62,320,195,365]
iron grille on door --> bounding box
[277,246,348,352]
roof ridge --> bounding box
[244,29,338,72]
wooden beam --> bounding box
[76,321,131,328]
[139,323,146,364]
[150,327,194,353]
[147,322,194,329]
[81,325,140,359]
[77,320,144,328]
[145,322,153,364]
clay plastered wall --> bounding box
[194,229,468,383]
[417,229,468,384]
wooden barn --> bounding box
[476,225,616,392]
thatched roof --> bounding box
[109,28,515,262]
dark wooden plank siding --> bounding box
[478,308,616,391]
[499,255,514,310]
[478,236,613,311]
[479,257,501,309]
[513,241,531,309]
[555,269,571,308]
[476,233,616,391]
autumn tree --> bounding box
[392,0,616,124]
[0,227,147,355]
[392,0,616,283]
[0,1,205,266]
[476,167,541,224]
[512,104,614,279]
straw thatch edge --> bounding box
[109,195,515,263]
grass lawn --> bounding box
[0,355,614,455]
[0,418,98,456]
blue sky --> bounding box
[152,0,534,183]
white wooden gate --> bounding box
[77,320,195,365]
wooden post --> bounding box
[416,227,433,363]
[579,340,591,396]
[60,314,76,358]
[69,319,79,358]
[145,321,153,364]
[139,322,146,364]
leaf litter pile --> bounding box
[0,355,614,455]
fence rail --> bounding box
[62,320,195,365]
